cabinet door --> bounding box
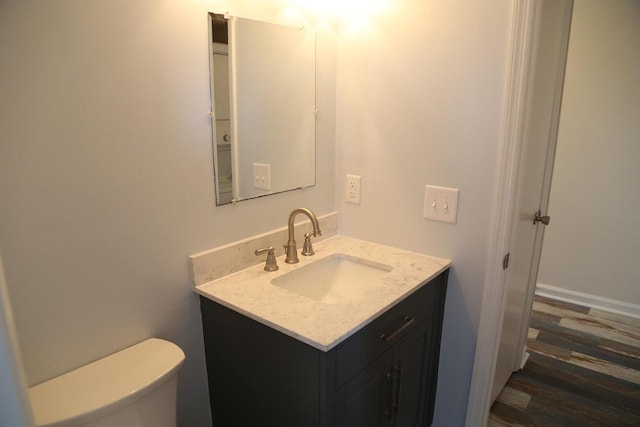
[392,317,434,427]
[335,317,436,427]
[335,352,393,427]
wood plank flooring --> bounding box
[489,295,640,427]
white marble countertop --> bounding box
[195,235,451,352]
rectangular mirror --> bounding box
[208,13,317,205]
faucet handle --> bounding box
[301,232,315,256]
[255,247,279,272]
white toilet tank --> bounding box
[28,338,185,427]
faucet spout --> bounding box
[285,208,321,264]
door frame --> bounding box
[0,252,35,426]
[464,0,573,425]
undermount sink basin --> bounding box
[271,254,393,303]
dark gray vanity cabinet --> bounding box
[199,269,448,427]
[335,316,437,427]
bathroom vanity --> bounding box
[195,235,450,427]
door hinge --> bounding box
[502,253,510,270]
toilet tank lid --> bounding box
[28,338,185,427]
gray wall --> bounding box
[0,1,335,425]
[538,0,640,305]
[335,1,512,424]
[0,0,518,425]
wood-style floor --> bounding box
[489,295,640,427]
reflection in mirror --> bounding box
[208,13,316,205]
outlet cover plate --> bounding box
[253,163,271,190]
[423,185,459,224]
[345,174,361,204]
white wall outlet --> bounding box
[345,174,361,204]
[253,163,271,190]
[423,185,459,224]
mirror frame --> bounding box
[208,13,317,206]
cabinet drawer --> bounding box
[335,274,443,389]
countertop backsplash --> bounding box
[189,211,338,286]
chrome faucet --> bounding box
[284,208,322,264]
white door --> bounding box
[490,0,573,403]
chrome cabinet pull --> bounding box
[383,369,394,419]
[380,316,415,343]
[392,366,402,413]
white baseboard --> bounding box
[535,283,640,320]
[519,350,530,370]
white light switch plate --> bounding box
[424,185,459,224]
[253,163,271,190]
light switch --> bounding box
[423,185,459,224]
[253,163,271,190]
